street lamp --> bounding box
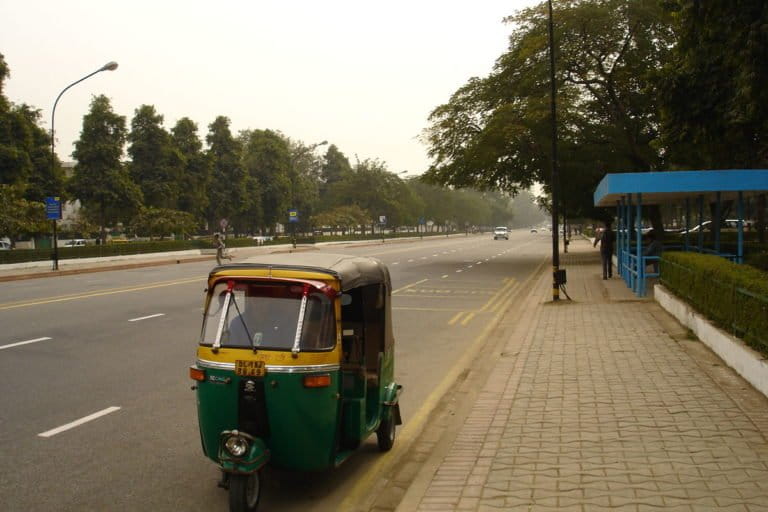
[290,139,328,248]
[50,60,118,270]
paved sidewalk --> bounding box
[396,239,768,511]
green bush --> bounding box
[0,240,207,264]
[660,251,768,357]
[746,251,768,272]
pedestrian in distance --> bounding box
[214,233,232,266]
[593,221,615,280]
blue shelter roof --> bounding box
[594,170,768,207]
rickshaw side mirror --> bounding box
[341,293,352,306]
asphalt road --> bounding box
[0,230,550,511]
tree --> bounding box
[69,95,142,242]
[423,0,674,223]
[0,53,62,202]
[660,0,768,169]
[0,184,47,240]
[319,144,352,199]
[205,116,244,233]
[324,158,410,231]
[241,129,291,234]
[659,0,768,241]
[128,105,183,209]
[287,138,325,234]
[129,206,197,240]
[312,205,369,235]
[172,117,212,225]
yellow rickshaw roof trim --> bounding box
[197,346,340,366]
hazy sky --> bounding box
[2,0,539,175]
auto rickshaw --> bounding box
[190,253,402,511]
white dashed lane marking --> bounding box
[0,337,52,351]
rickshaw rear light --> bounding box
[303,374,332,388]
[189,366,206,381]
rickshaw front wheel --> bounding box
[228,472,261,512]
[377,413,396,452]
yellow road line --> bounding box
[477,277,517,313]
[392,307,463,312]
[392,278,428,295]
[447,311,465,325]
[0,277,203,311]
[460,312,476,326]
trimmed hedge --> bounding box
[0,240,210,264]
[660,251,768,357]
[0,231,458,265]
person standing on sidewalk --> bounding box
[593,221,615,279]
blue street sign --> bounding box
[288,209,299,223]
[45,197,62,220]
[418,216,426,225]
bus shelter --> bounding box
[593,169,768,296]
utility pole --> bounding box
[548,0,562,301]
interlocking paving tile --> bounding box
[413,246,768,511]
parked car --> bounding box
[252,235,273,245]
[493,227,509,240]
[64,239,86,247]
[0,240,11,250]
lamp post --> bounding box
[291,140,327,248]
[547,0,562,301]
[50,60,118,270]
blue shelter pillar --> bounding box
[636,193,643,295]
[697,195,704,252]
[684,197,691,252]
[627,194,633,289]
[738,191,744,263]
[714,191,722,253]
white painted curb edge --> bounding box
[655,283,768,399]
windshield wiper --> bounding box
[291,285,310,357]
[212,281,255,352]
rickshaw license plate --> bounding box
[235,360,266,377]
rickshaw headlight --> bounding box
[224,435,249,457]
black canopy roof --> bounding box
[211,252,391,292]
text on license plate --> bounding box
[235,360,266,377]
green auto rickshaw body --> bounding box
[192,253,401,477]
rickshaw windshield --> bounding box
[200,280,336,351]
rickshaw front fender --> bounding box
[218,431,270,474]
[382,383,403,425]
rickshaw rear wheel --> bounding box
[377,412,396,452]
[228,472,261,512]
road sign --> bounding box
[418,217,426,225]
[45,197,62,220]
[288,209,299,223]
[379,215,386,225]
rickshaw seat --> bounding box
[342,334,363,368]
